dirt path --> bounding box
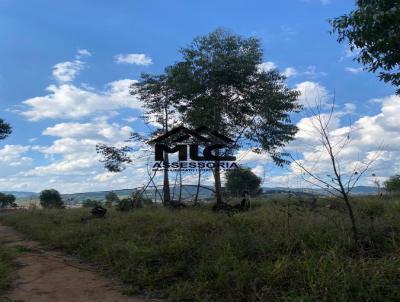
[0,224,154,302]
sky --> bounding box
[0,0,398,193]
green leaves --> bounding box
[0,119,12,141]
[166,29,301,164]
[331,0,400,93]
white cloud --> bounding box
[114,53,152,66]
[286,95,400,187]
[76,49,92,58]
[283,67,297,78]
[346,67,363,74]
[294,81,330,106]
[52,60,84,82]
[257,61,277,73]
[22,79,140,121]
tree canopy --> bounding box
[0,119,12,140]
[331,1,400,93]
[384,175,400,192]
[165,29,300,204]
[0,193,16,208]
[39,189,64,209]
[166,28,301,165]
[225,167,262,196]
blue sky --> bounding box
[0,0,398,193]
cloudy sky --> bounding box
[0,0,398,193]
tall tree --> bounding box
[166,29,301,204]
[131,74,178,205]
[331,1,400,93]
[0,119,12,140]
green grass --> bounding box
[0,245,14,296]
[1,197,400,301]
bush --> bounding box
[39,189,64,209]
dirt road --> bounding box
[0,223,153,302]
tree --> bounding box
[384,174,400,192]
[39,189,64,209]
[331,1,400,93]
[290,99,380,244]
[225,167,262,197]
[0,119,12,140]
[104,191,120,207]
[82,199,102,208]
[131,74,179,205]
[0,193,16,208]
[166,29,301,205]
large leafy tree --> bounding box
[166,29,301,204]
[331,1,400,93]
[225,167,262,197]
[0,119,12,140]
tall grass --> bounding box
[0,245,13,295]
[1,197,400,301]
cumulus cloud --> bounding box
[52,60,84,82]
[257,62,297,78]
[257,61,277,73]
[114,53,152,65]
[294,81,330,106]
[283,67,297,78]
[285,95,400,187]
[0,145,33,177]
[22,79,140,121]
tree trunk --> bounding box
[178,163,183,202]
[342,194,358,244]
[214,160,223,205]
[194,169,201,205]
[163,152,171,205]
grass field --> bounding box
[1,197,400,301]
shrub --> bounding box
[39,189,64,209]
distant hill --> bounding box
[1,191,38,200]
[4,185,379,205]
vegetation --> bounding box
[104,191,120,208]
[0,245,14,294]
[98,29,301,206]
[82,199,102,208]
[0,193,16,208]
[1,196,400,301]
[384,174,400,192]
[225,167,262,196]
[331,0,400,93]
[39,189,64,209]
[165,29,301,205]
[0,119,12,141]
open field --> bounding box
[1,197,400,301]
